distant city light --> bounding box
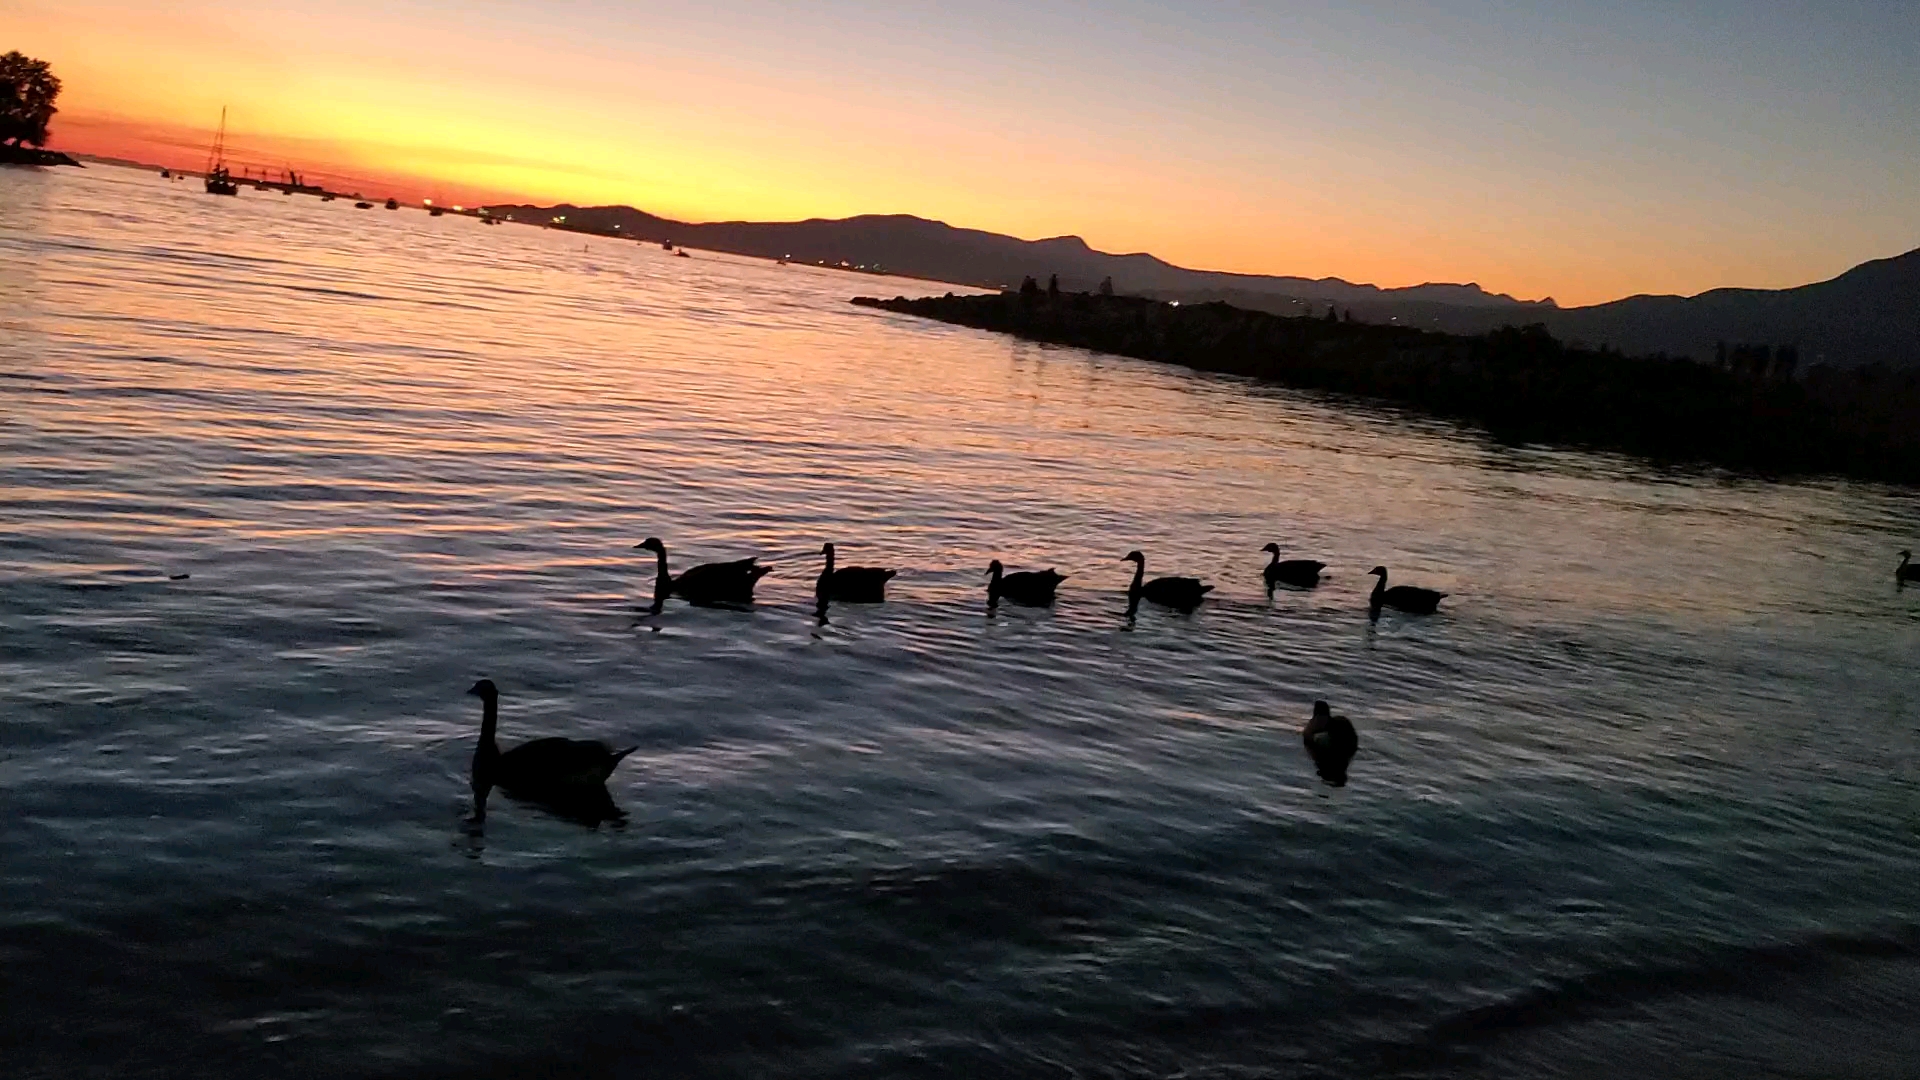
[452,205,463,212]
[423,198,432,206]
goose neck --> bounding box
[478,695,498,748]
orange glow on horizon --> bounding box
[14,0,1907,307]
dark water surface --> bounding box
[4,165,1918,1079]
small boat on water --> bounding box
[354,200,373,210]
[321,194,335,202]
[203,108,238,196]
[385,197,399,210]
[159,168,171,179]
[428,206,444,216]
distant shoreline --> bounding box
[856,290,1920,487]
[0,145,82,167]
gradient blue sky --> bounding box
[21,0,1920,303]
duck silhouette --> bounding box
[1261,543,1326,590]
[636,537,771,611]
[1122,550,1212,614]
[987,560,1065,607]
[1367,566,1446,619]
[1302,700,1358,786]
[468,679,634,823]
[816,543,896,603]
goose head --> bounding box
[820,542,836,557]
[467,678,498,700]
[1122,550,1145,565]
[635,537,665,554]
[1312,699,1331,720]
[986,559,1004,577]
[1368,566,1388,578]
[1903,550,1913,563]
[1261,543,1280,555]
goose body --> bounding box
[1900,550,1918,584]
[1123,551,1213,613]
[636,537,771,607]
[817,543,896,603]
[1261,543,1326,589]
[1368,566,1445,617]
[469,679,634,818]
[988,560,1065,606]
[1302,699,1358,786]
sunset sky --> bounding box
[15,0,1920,306]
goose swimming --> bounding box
[1261,543,1326,589]
[1123,550,1213,613]
[635,537,771,609]
[1367,566,1446,618]
[816,543,896,603]
[987,560,1065,607]
[1900,550,1918,585]
[1302,699,1358,786]
[468,679,634,820]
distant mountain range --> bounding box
[486,203,1920,369]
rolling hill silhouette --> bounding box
[488,202,1920,369]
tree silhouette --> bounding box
[1325,305,1339,323]
[1098,276,1114,297]
[0,52,60,149]
[1018,275,1040,298]
[1047,273,1060,298]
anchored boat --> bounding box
[203,108,238,196]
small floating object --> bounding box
[675,249,691,258]
[1367,566,1446,618]
[354,200,373,209]
[816,543,895,603]
[168,573,190,581]
[1302,700,1358,786]
[384,197,399,210]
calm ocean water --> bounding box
[3,164,1919,1079]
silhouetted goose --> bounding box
[468,679,634,819]
[988,560,1065,607]
[816,542,896,602]
[1302,699,1358,786]
[1367,566,1446,617]
[1123,550,1213,613]
[636,537,771,608]
[1261,543,1326,589]
[1900,550,1919,585]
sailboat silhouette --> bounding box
[204,108,238,196]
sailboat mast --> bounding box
[207,107,227,174]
